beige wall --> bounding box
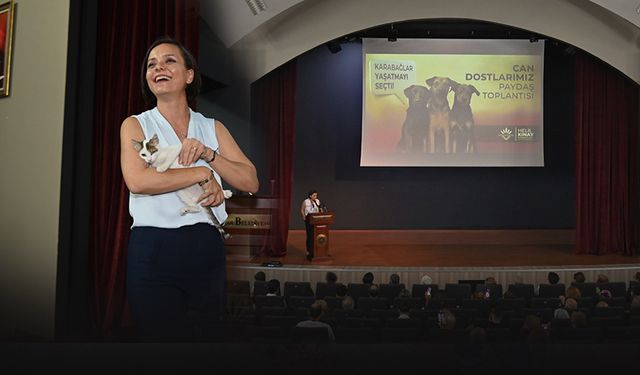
[0,0,69,338]
[233,0,640,83]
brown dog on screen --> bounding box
[425,76,454,153]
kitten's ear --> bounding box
[149,134,159,147]
[131,139,143,152]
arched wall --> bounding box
[232,0,640,84]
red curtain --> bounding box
[90,0,199,337]
[251,62,297,257]
[575,52,638,256]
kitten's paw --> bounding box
[223,189,233,199]
[181,206,200,215]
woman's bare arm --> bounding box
[206,120,259,194]
[120,116,211,195]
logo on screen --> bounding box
[499,128,513,141]
[516,128,535,141]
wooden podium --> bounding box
[307,212,335,260]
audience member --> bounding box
[635,271,640,282]
[595,300,609,308]
[598,288,612,301]
[472,291,487,300]
[595,274,609,284]
[565,286,581,300]
[547,272,560,285]
[254,271,266,282]
[341,296,355,310]
[570,311,587,328]
[630,295,640,310]
[389,273,400,285]
[553,308,570,320]
[397,301,411,319]
[362,272,374,284]
[563,298,578,313]
[502,290,515,299]
[573,272,586,283]
[396,287,411,299]
[485,276,497,285]
[325,271,337,284]
[336,283,347,298]
[524,315,548,345]
[296,301,335,341]
[488,305,503,326]
[439,309,456,330]
[368,284,380,298]
[266,279,280,296]
[421,274,433,285]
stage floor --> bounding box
[244,229,640,268]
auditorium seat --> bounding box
[291,326,331,344]
[287,295,315,311]
[597,282,626,298]
[530,297,560,309]
[444,283,471,301]
[347,283,372,301]
[411,283,439,298]
[537,283,565,298]
[335,327,376,344]
[379,283,405,304]
[496,297,526,312]
[226,280,250,295]
[356,297,389,312]
[243,325,287,343]
[605,325,640,344]
[323,296,344,311]
[392,297,423,310]
[315,282,341,299]
[252,280,268,296]
[591,306,625,318]
[507,283,535,301]
[572,282,597,298]
[283,281,314,303]
[254,295,285,308]
[474,283,503,300]
[368,308,400,321]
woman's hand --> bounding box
[198,173,225,207]
[180,138,207,166]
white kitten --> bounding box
[132,133,232,239]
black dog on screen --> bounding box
[397,85,430,153]
[449,82,480,153]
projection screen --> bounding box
[361,38,544,167]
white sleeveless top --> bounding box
[129,107,228,228]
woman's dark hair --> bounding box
[140,37,202,105]
[307,189,317,198]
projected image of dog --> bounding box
[450,82,480,153]
[397,85,430,153]
[425,76,454,153]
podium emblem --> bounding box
[316,234,327,246]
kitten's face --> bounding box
[132,134,159,164]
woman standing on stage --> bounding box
[120,37,258,340]
[300,190,322,261]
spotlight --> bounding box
[326,40,342,54]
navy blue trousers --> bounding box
[305,219,314,257]
[126,223,225,341]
